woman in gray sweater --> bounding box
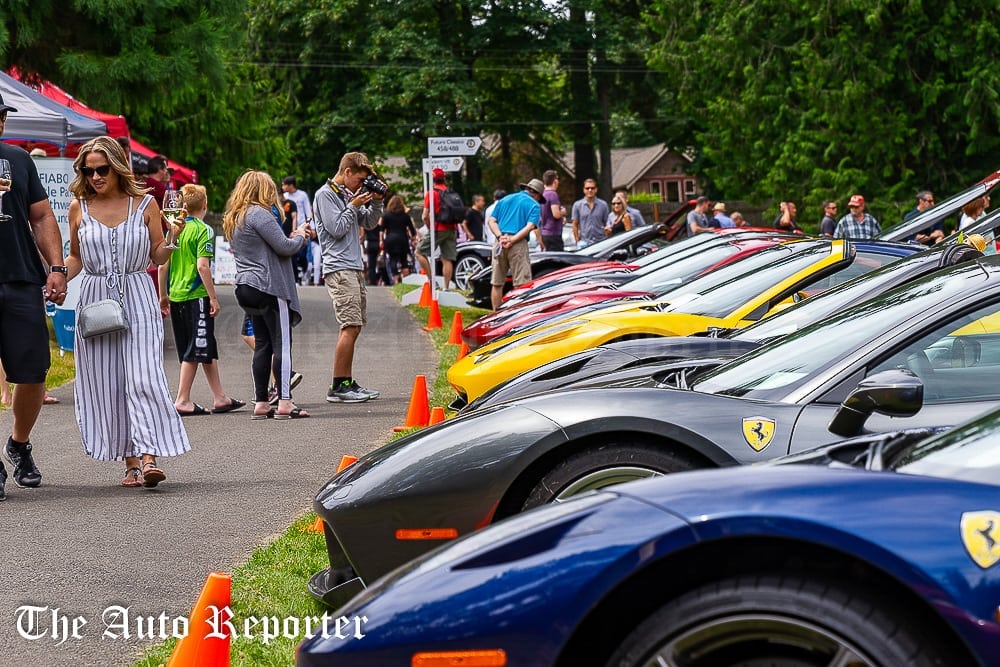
[223,170,310,419]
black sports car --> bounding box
[309,254,1000,608]
[463,240,983,412]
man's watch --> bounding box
[50,265,68,275]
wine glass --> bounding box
[0,159,12,222]
[161,190,185,249]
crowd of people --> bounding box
[0,90,401,494]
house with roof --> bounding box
[561,142,698,203]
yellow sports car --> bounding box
[448,239,904,403]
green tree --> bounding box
[1,0,288,209]
[645,0,1000,214]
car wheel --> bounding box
[522,444,698,510]
[454,254,488,290]
[607,574,949,667]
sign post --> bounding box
[423,138,481,300]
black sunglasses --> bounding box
[80,165,112,178]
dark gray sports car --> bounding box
[310,255,1000,608]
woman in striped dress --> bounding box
[65,136,190,488]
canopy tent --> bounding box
[130,138,199,186]
[0,71,106,150]
[7,68,130,142]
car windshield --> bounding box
[877,176,997,242]
[576,225,656,257]
[658,240,834,319]
[890,410,1000,486]
[625,241,767,295]
[730,247,939,343]
[691,261,988,401]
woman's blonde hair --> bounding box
[222,170,283,240]
[181,183,208,214]
[70,136,148,199]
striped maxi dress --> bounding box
[73,194,190,461]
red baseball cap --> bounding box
[849,194,865,207]
[432,168,445,179]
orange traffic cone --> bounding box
[306,515,324,533]
[393,375,430,431]
[336,454,359,473]
[417,280,432,307]
[428,406,446,425]
[166,572,232,667]
[447,311,464,344]
[456,341,470,360]
[423,299,443,330]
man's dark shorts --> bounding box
[416,227,458,262]
[0,282,50,384]
[170,296,218,364]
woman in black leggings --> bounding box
[224,170,311,419]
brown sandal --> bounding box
[121,467,143,488]
[141,461,166,488]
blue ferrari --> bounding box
[298,409,1000,666]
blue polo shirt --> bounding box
[492,190,540,235]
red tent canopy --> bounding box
[6,67,130,146]
[129,138,199,187]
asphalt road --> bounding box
[0,284,437,666]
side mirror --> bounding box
[609,249,629,261]
[828,369,923,437]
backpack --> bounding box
[437,188,465,225]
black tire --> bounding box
[454,253,488,290]
[607,574,951,667]
[522,443,699,510]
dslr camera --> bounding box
[361,173,389,197]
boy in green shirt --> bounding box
[158,184,244,415]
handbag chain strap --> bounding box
[107,196,133,311]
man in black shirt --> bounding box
[0,95,66,499]
[462,193,486,242]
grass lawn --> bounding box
[132,283,490,665]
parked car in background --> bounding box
[463,240,970,412]
[450,239,911,405]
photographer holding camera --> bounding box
[314,152,386,403]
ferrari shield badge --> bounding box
[741,416,775,452]
[961,511,1000,569]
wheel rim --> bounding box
[554,466,662,501]
[641,613,875,667]
[454,256,486,290]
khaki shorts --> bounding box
[325,270,367,328]
[491,238,531,287]
[416,227,458,262]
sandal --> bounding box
[121,467,143,488]
[141,461,166,488]
[274,407,310,420]
[251,407,276,421]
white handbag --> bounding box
[77,198,131,339]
